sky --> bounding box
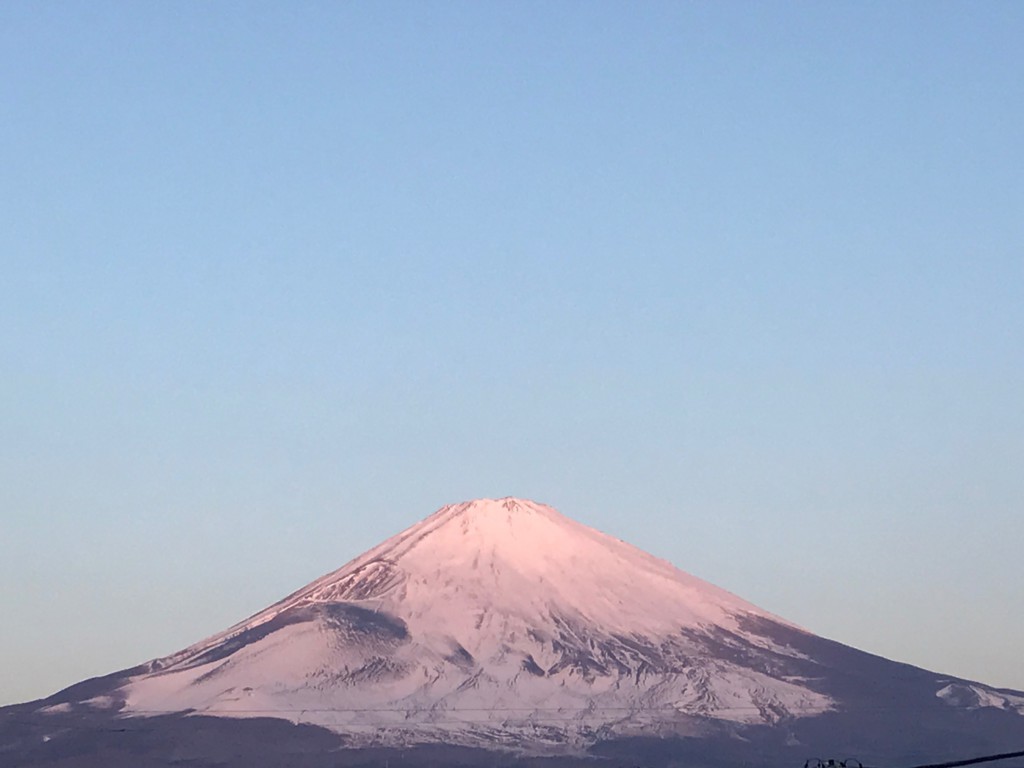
[1,2,1022,706]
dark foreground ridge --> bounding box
[3,703,1023,768]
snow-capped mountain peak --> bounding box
[223,497,787,645]
[17,498,1024,765]
[107,498,830,745]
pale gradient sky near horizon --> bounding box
[1,2,1022,706]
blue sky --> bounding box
[2,2,1022,705]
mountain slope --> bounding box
[6,498,1024,767]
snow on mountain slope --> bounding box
[171,497,797,652]
[109,498,832,747]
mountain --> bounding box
[3,498,1022,768]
